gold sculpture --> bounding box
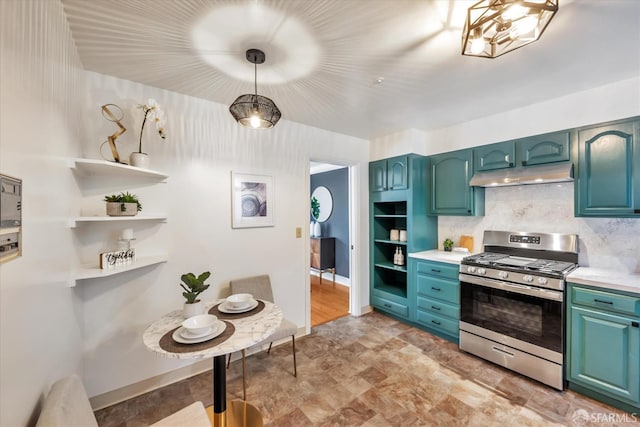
[101,104,126,163]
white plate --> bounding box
[172,321,225,344]
[218,299,259,313]
[180,326,215,339]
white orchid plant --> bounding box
[137,98,166,154]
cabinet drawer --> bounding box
[417,296,459,319]
[416,310,459,337]
[371,295,409,318]
[415,260,459,280]
[572,287,640,317]
[417,275,459,304]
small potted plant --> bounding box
[104,192,142,216]
[443,238,454,252]
[179,271,211,318]
[310,196,320,237]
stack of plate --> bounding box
[219,293,258,314]
[173,314,226,344]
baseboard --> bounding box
[357,305,373,316]
[89,326,307,411]
[310,270,350,287]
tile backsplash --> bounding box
[438,182,640,273]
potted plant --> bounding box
[310,196,321,237]
[104,192,142,216]
[443,238,454,252]
[130,98,167,169]
[179,271,211,318]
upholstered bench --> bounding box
[35,375,211,427]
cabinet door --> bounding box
[577,120,640,217]
[474,141,515,172]
[569,306,639,403]
[369,159,387,192]
[387,156,408,191]
[430,150,476,215]
[520,131,570,166]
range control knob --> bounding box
[538,277,549,285]
[498,271,509,279]
[477,268,486,275]
[467,266,476,273]
[523,275,534,283]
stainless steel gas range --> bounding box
[458,230,579,390]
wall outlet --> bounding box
[295,227,302,238]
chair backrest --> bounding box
[229,275,274,302]
[36,375,99,427]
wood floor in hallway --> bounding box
[310,274,349,327]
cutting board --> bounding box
[459,235,474,253]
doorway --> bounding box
[309,161,351,326]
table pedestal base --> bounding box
[206,401,263,427]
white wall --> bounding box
[0,1,85,426]
[79,72,370,399]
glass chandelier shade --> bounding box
[462,0,559,58]
[229,49,281,129]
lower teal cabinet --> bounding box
[371,294,409,319]
[567,283,640,412]
[413,259,460,342]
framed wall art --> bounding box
[231,172,274,228]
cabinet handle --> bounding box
[431,269,441,273]
[383,303,392,308]
[634,209,640,214]
[431,306,441,311]
[593,299,613,305]
[508,162,514,167]
[431,287,441,291]
[431,320,441,325]
[632,322,639,328]
[521,160,528,166]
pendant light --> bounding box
[462,0,559,58]
[229,49,281,129]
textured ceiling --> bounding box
[61,0,640,139]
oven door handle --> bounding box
[459,274,563,302]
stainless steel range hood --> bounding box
[469,163,573,187]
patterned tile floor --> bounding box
[95,312,637,426]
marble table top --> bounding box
[143,299,283,360]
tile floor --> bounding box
[95,312,637,426]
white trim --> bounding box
[309,270,350,287]
[348,165,361,316]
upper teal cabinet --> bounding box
[474,141,515,172]
[575,118,640,217]
[370,155,408,192]
[520,131,571,166]
[429,149,484,216]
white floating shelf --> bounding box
[70,254,168,286]
[69,215,167,228]
[70,158,168,180]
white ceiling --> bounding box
[61,0,640,139]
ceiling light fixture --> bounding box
[229,49,281,129]
[462,0,558,58]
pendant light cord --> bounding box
[254,62,258,97]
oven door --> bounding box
[459,273,564,355]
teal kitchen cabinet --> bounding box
[575,118,640,217]
[370,155,437,320]
[429,149,485,216]
[519,131,571,166]
[567,283,640,413]
[412,259,460,343]
[369,155,408,193]
[474,141,516,172]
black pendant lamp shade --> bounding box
[229,49,281,129]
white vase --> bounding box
[129,152,150,169]
[182,300,204,319]
[310,222,315,237]
[313,221,321,237]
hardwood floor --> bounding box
[310,274,349,327]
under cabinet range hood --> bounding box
[469,163,573,187]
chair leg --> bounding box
[227,353,231,369]
[267,342,273,354]
[241,349,246,401]
[292,335,297,378]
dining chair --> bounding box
[227,274,297,399]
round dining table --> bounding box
[143,299,283,427]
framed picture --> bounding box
[231,172,274,228]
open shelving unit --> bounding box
[70,254,169,286]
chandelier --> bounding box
[462,0,559,58]
[229,49,281,129]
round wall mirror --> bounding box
[311,186,333,222]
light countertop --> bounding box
[408,249,470,265]
[567,268,640,296]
